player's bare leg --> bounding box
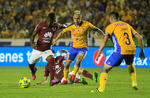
[98,63,112,92]
[71,53,84,82]
[61,60,72,84]
[79,68,98,83]
[37,76,48,85]
[46,55,58,86]
[128,64,138,90]
[29,64,37,80]
[28,50,41,80]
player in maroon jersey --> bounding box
[28,12,65,86]
[36,50,98,86]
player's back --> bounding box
[106,21,136,55]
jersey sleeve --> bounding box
[87,22,95,29]
[105,24,115,36]
[34,23,43,33]
[57,23,65,30]
[129,25,137,35]
[63,26,71,32]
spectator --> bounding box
[0,0,149,47]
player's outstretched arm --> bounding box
[134,33,145,59]
[93,26,105,36]
[36,76,48,85]
[96,35,109,61]
[52,31,65,45]
[59,49,68,53]
[30,32,38,49]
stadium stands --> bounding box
[0,42,11,46]
[0,0,150,46]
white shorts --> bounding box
[28,49,54,64]
[61,71,81,83]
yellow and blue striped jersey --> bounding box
[63,20,94,48]
[105,21,137,54]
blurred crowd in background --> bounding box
[0,0,150,46]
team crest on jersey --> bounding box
[42,27,47,29]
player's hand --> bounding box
[36,80,48,85]
[30,43,36,49]
[139,50,145,60]
[59,49,68,53]
[36,82,42,85]
[52,41,56,46]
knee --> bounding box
[65,66,69,69]
[101,69,109,73]
[28,59,36,65]
[76,58,83,65]
[65,63,70,68]
[101,64,112,73]
[128,64,135,72]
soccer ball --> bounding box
[19,77,30,88]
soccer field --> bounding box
[0,67,149,98]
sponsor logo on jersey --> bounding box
[42,27,47,29]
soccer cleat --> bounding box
[81,78,88,85]
[93,72,98,83]
[50,79,59,86]
[32,74,36,80]
[97,88,104,93]
[132,82,138,90]
[71,75,75,81]
[90,88,103,93]
[31,67,37,80]
[70,75,75,83]
[61,80,68,85]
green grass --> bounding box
[0,67,150,98]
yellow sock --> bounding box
[73,65,79,75]
[99,72,108,91]
[64,68,69,81]
[128,64,136,83]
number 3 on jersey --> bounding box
[124,32,131,45]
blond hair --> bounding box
[74,10,81,15]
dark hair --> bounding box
[48,12,56,20]
[109,12,119,19]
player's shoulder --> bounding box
[65,23,74,28]
[115,21,129,26]
[81,20,94,27]
[82,20,91,24]
[56,56,64,60]
[106,23,114,29]
[57,56,64,59]
[37,21,47,27]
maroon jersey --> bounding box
[54,56,65,81]
[44,56,64,81]
[34,21,64,51]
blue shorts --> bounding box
[68,47,87,60]
[105,52,134,67]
